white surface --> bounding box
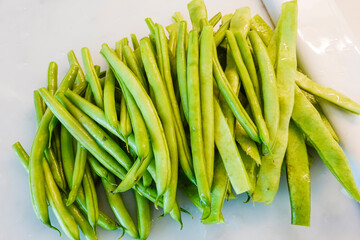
[1,0,360,240]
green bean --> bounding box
[234,121,261,164]
[142,171,153,188]
[34,90,45,126]
[113,79,152,193]
[172,12,184,22]
[47,62,58,96]
[295,71,360,114]
[249,30,279,148]
[104,68,119,131]
[140,36,177,213]
[83,164,98,229]
[58,93,133,171]
[239,146,258,195]
[226,30,269,148]
[302,90,339,142]
[187,30,210,216]
[177,21,189,123]
[87,154,111,182]
[145,18,156,37]
[209,12,221,27]
[178,173,203,213]
[123,45,148,91]
[214,18,231,47]
[14,142,118,232]
[169,199,183,229]
[102,175,139,239]
[134,191,151,240]
[66,200,98,240]
[231,8,251,35]
[250,15,273,46]
[285,120,311,227]
[201,152,228,224]
[67,143,88,206]
[119,94,132,144]
[29,65,78,228]
[81,47,103,108]
[187,0,208,31]
[131,34,140,50]
[43,159,80,240]
[68,50,86,85]
[39,88,128,181]
[101,44,171,201]
[214,97,252,194]
[61,125,76,187]
[213,43,259,143]
[199,25,215,187]
[218,8,247,142]
[292,86,360,201]
[252,1,298,204]
[234,31,261,101]
[12,142,30,173]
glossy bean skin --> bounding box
[47,62,58,96]
[82,164,99,229]
[187,30,211,216]
[252,2,298,204]
[285,120,311,227]
[292,86,360,201]
[29,65,78,228]
[250,15,273,46]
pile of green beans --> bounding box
[12,0,360,239]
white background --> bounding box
[1,0,360,239]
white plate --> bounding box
[1,0,360,239]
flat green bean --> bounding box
[187,0,208,31]
[285,120,311,227]
[252,1,298,204]
[295,71,360,114]
[292,86,360,201]
[209,12,222,27]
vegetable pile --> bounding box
[12,0,360,239]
